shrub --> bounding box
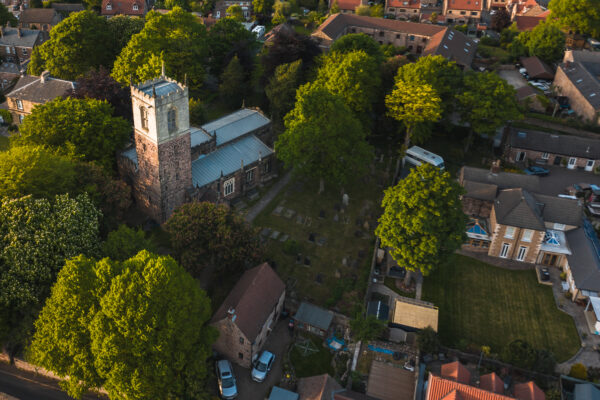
[0,109,12,124]
[480,36,500,46]
[283,239,301,256]
[417,327,440,355]
[560,272,567,280]
[569,363,588,380]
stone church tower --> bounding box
[130,72,192,223]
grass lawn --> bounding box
[253,155,395,315]
[290,336,334,378]
[422,254,580,362]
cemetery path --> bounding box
[245,171,292,223]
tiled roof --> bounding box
[388,0,420,8]
[459,167,541,193]
[463,181,498,201]
[446,0,484,11]
[508,128,600,159]
[19,8,59,24]
[0,27,41,48]
[515,85,537,101]
[480,373,504,394]
[426,374,516,400]
[494,188,546,231]
[211,263,285,342]
[514,15,546,31]
[294,302,334,331]
[566,224,600,293]
[520,56,554,79]
[51,3,85,12]
[513,382,545,400]
[297,374,342,400]
[422,28,477,68]
[7,74,74,103]
[332,0,364,11]
[101,0,146,16]
[441,362,471,384]
[533,193,582,227]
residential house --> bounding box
[385,0,421,20]
[442,0,484,25]
[330,0,368,14]
[312,14,477,68]
[515,86,546,112]
[270,387,299,400]
[118,73,276,223]
[101,0,147,17]
[5,71,74,124]
[0,60,25,90]
[211,263,285,368]
[514,13,549,31]
[481,372,506,394]
[0,26,43,65]
[505,128,600,171]
[293,302,334,337]
[513,381,546,400]
[51,3,85,17]
[520,56,554,80]
[19,8,61,32]
[507,0,548,20]
[213,0,252,19]
[554,50,600,125]
[489,0,510,10]
[459,165,583,268]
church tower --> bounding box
[130,71,192,223]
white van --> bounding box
[404,146,445,169]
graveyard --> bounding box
[253,152,397,316]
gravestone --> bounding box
[272,206,284,216]
[284,209,296,219]
[342,193,349,207]
[270,231,280,240]
[260,228,272,237]
[304,217,312,227]
[279,234,289,242]
[296,215,305,224]
[333,213,339,222]
[304,256,311,266]
[342,257,348,267]
[363,221,370,231]
[317,237,327,246]
[296,253,303,264]
[335,269,341,278]
[308,233,315,242]
[315,273,323,283]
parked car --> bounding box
[524,166,550,176]
[565,183,591,197]
[251,351,275,382]
[540,267,550,281]
[216,360,238,399]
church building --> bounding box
[118,73,276,223]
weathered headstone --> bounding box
[279,234,289,242]
[260,228,272,237]
[272,206,284,216]
[363,221,370,231]
[270,231,280,240]
[317,237,327,246]
[284,209,296,219]
[304,256,311,266]
[308,233,315,242]
[342,257,348,266]
[333,213,339,222]
[296,215,305,224]
[335,269,341,278]
[342,193,349,207]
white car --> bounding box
[216,360,238,399]
[251,351,275,382]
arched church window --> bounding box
[140,106,148,130]
[168,108,177,133]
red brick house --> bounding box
[211,263,285,368]
[385,0,421,20]
[442,0,484,24]
[101,0,147,17]
[330,0,368,14]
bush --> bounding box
[569,363,588,380]
[417,327,440,355]
[560,272,567,280]
[480,36,500,46]
[0,109,12,124]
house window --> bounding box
[522,229,533,242]
[516,151,526,162]
[586,159,594,171]
[389,7,394,11]
[396,34,400,39]
[262,160,271,174]
[167,108,177,133]
[224,178,235,196]
[504,226,516,239]
[351,28,356,33]
[448,10,452,13]
[541,152,549,160]
[140,106,148,130]
[471,11,477,15]
[246,168,255,184]
[133,3,138,9]
[238,352,243,359]
[553,223,565,231]
[499,243,510,258]
[460,11,466,15]
[379,31,384,37]
[239,337,244,344]
[517,246,527,261]
[106,3,112,9]
[409,35,415,41]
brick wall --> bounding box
[488,207,545,263]
[345,25,431,52]
[507,147,600,170]
[6,96,39,125]
[555,66,600,125]
[212,318,253,368]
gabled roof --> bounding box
[297,374,342,400]
[520,56,554,79]
[422,28,477,68]
[558,51,600,110]
[388,0,420,8]
[508,129,600,159]
[445,0,484,11]
[426,374,516,400]
[294,302,334,331]
[51,2,85,12]
[460,167,541,194]
[101,0,147,16]
[566,222,600,293]
[494,188,546,231]
[0,27,41,48]
[441,362,471,384]
[20,8,60,24]
[515,85,537,101]
[480,373,504,395]
[211,263,285,342]
[463,181,498,201]
[7,74,74,104]
[201,108,270,147]
[513,381,545,400]
[514,15,546,31]
[533,193,582,227]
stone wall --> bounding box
[488,208,545,263]
[212,318,253,368]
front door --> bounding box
[568,157,577,169]
[554,156,562,165]
[586,159,595,172]
[542,253,558,266]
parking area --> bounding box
[534,165,600,197]
[231,320,293,400]
[498,69,529,89]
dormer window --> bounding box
[106,3,112,9]
[133,4,138,10]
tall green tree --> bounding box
[106,15,145,56]
[385,80,441,153]
[29,251,217,399]
[226,4,245,20]
[0,194,100,362]
[102,225,156,261]
[112,8,208,90]
[265,59,303,127]
[519,21,565,64]
[28,11,114,80]
[0,4,17,27]
[165,202,263,277]
[330,33,384,65]
[549,0,600,37]
[219,55,246,108]
[207,17,258,75]
[15,97,130,171]
[456,71,521,152]
[315,50,381,120]
[375,164,466,276]
[350,313,385,342]
[330,0,340,13]
[275,83,373,193]
[253,0,275,20]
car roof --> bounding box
[258,351,274,362]
[217,359,233,373]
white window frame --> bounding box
[541,152,549,160]
[521,229,533,242]
[133,3,138,10]
[517,246,527,261]
[500,243,510,258]
[106,3,112,9]
[5,46,9,55]
[504,226,516,239]
[216,10,220,17]
[16,99,23,110]
[224,178,235,196]
[21,48,27,57]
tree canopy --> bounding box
[375,164,466,276]
[112,8,208,90]
[165,202,263,278]
[261,28,320,82]
[29,251,217,399]
[275,83,373,192]
[549,0,600,38]
[329,33,384,65]
[490,8,511,31]
[28,11,115,80]
[253,0,274,21]
[226,4,245,21]
[15,97,131,171]
[0,4,16,27]
[519,21,565,64]
[0,194,100,360]
[219,55,246,108]
[107,15,145,56]
[207,17,258,76]
[265,59,303,126]
[102,225,156,261]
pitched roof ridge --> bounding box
[8,77,41,95]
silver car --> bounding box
[216,359,238,399]
[251,351,275,382]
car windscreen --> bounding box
[222,377,235,388]
[256,361,267,372]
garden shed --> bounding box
[269,386,298,400]
[391,297,438,332]
[293,302,334,337]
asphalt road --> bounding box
[0,363,104,400]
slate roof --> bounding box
[297,374,342,400]
[201,108,270,147]
[494,189,546,231]
[294,302,334,331]
[480,373,504,395]
[508,129,600,159]
[211,263,285,342]
[460,166,541,193]
[0,27,41,48]
[101,0,147,16]
[513,382,545,400]
[566,224,600,293]
[445,0,484,11]
[139,79,182,97]
[191,134,273,188]
[520,56,554,80]
[269,386,299,400]
[7,74,74,103]
[516,85,537,101]
[51,3,85,12]
[422,27,477,68]
[19,8,59,24]
[558,51,600,110]
[534,193,582,227]
[190,126,213,147]
[441,362,471,384]
[462,181,498,201]
[425,374,515,400]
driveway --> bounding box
[533,165,600,196]
[232,320,293,400]
[498,69,528,89]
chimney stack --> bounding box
[490,159,501,174]
[40,70,50,84]
[227,307,236,321]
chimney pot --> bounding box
[40,70,50,83]
[490,159,501,174]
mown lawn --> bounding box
[289,336,334,378]
[422,254,580,362]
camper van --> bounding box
[404,146,445,170]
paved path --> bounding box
[245,171,292,223]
